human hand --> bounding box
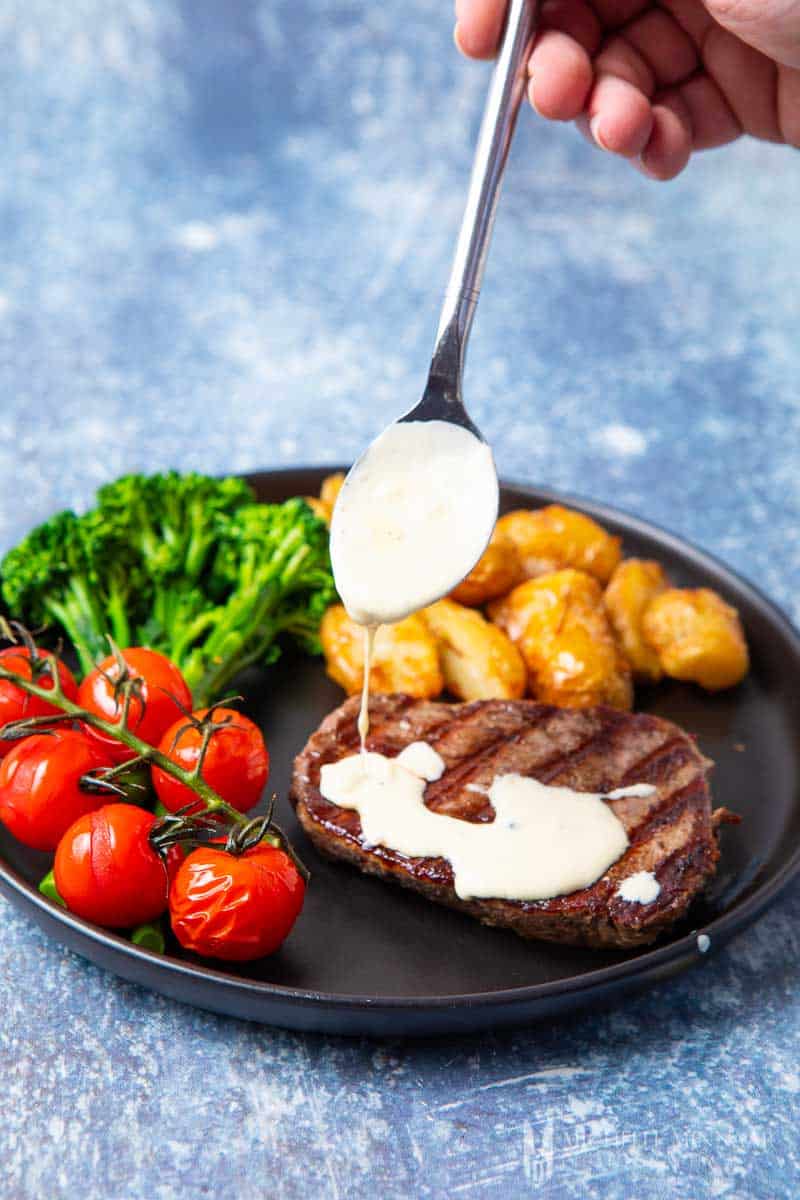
[454,0,800,179]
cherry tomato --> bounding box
[0,648,79,759]
[0,730,113,851]
[152,708,269,815]
[164,834,230,884]
[169,843,305,961]
[165,843,186,885]
[78,648,193,764]
[54,803,168,928]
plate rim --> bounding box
[2,467,799,1027]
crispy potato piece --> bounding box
[320,472,346,512]
[303,496,331,523]
[490,569,633,710]
[450,527,522,607]
[320,605,443,699]
[605,559,669,683]
[488,576,549,644]
[422,598,526,701]
[642,588,749,691]
[496,505,622,584]
[304,473,347,526]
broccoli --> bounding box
[0,472,337,706]
[1,508,133,674]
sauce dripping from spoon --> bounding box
[358,625,377,753]
[329,419,498,750]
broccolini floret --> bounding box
[0,473,337,705]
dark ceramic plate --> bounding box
[1,468,799,1036]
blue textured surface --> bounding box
[2,2,800,1196]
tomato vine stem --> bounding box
[0,625,308,876]
[0,659,241,821]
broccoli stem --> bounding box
[43,592,105,676]
[164,607,222,671]
[106,577,132,651]
[188,619,281,708]
[184,502,214,581]
[131,921,165,954]
[39,869,66,908]
[180,534,328,705]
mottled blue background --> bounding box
[2,2,799,1196]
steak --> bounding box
[290,694,731,948]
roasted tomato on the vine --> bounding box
[169,843,305,961]
[164,843,186,886]
[152,708,269,815]
[78,648,193,763]
[0,647,79,758]
[54,803,168,928]
[0,730,112,852]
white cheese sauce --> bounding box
[319,745,656,902]
[357,625,377,752]
[331,419,498,748]
[615,870,661,904]
[330,420,498,627]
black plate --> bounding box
[2,468,799,1036]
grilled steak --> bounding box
[290,694,730,948]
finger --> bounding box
[538,0,603,54]
[589,0,649,29]
[659,0,715,48]
[702,24,782,142]
[777,63,800,147]
[663,73,741,150]
[586,73,654,157]
[636,98,692,179]
[703,0,800,69]
[528,31,594,120]
[594,34,656,96]
[454,0,507,60]
[622,8,698,88]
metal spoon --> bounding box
[330,0,538,630]
[402,0,538,440]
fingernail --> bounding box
[590,115,609,151]
[453,22,464,53]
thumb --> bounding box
[702,0,800,68]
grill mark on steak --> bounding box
[290,694,725,949]
[617,733,687,782]
[424,709,598,822]
[425,706,635,820]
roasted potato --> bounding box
[605,559,669,682]
[642,588,749,691]
[490,569,633,710]
[303,496,331,523]
[320,605,443,698]
[496,505,622,584]
[487,574,552,644]
[320,471,346,513]
[304,473,347,526]
[422,598,526,701]
[449,527,522,607]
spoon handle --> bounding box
[434,0,538,366]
